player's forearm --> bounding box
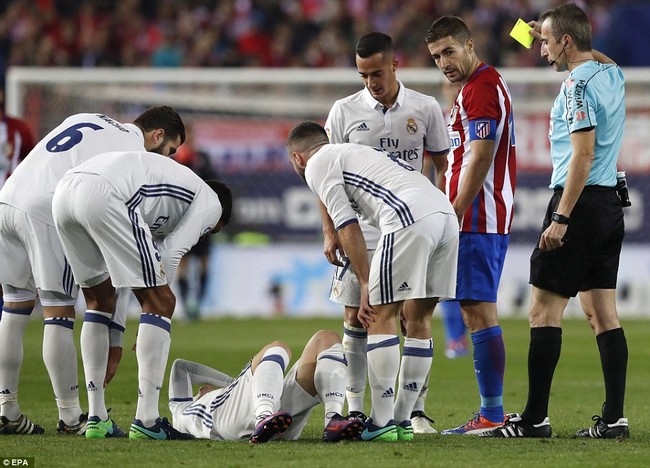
[592,49,616,65]
[453,154,492,218]
[555,152,593,217]
[337,222,370,287]
[319,200,336,237]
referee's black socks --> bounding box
[597,327,628,423]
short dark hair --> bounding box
[134,105,186,145]
[539,3,592,52]
[355,32,394,59]
[424,16,471,45]
[205,179,233,226]
[286,121,328,151]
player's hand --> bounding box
[527,20,542,41]
[323,231,344,266]
[539,222,568,251]
[104,346,123,387]
[357,287,376,329]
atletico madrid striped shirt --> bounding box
[446,63,516,234]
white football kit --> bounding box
[52,151,222,289]
[169,361,319,441]
[324,83,449,305]
[306,143,458,304]
[0,113,145,300]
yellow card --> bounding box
[509,19,534,49]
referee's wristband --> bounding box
[551,212,570,225]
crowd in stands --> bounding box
[1,0,648,90]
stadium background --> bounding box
[2,0,650,318]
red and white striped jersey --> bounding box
[446,64,516,234]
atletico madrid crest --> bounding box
[475,120,491,139]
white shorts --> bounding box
[0,203,78,299]
[369,213,459,305]
[170,360,319,441]
[52,173,167,289]
[328,250,375,308]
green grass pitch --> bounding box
[1,316,649,467]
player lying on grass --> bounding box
[168,330,364,443]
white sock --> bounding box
[0,307,31,419]
[135,313,172,427]
[394,337,433,422]
[81,310,112,421]
[342,322,367,414]
[251,346,288,422]
[314,343,346,425]
[412,372,431,413]
[43,317,83,424]
[366,334,400,427]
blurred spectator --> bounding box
[0,1,647,88]
[0,88,34,190]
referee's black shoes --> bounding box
[479,413,552,438]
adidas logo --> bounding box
[355,122,370,131]
[0,388,10,395]
[381,388,394,398]
[87,381,97,391]
[397,282,411,292]
[403,382,418,392]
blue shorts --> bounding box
[453,232,509,302]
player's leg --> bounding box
[394,298,437,440]
[52,174,127,438]
[441,232,507,435]
[79,278,124,438]
[0,207,42,434]
[40,295,87,435]
[362,301,401,441]
[575,288,629,438]
[342,305,366,415]
[331,255,370,417]
[441,301,469,358]
[248,341,292,443]
[0,288,42,435]
[275,330,362,442]
[399,213,458,437]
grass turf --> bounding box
[1,316,649,467]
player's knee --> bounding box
[266,340,291,359]
[312,329,341,351]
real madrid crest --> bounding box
[406,118,417,135]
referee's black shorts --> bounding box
[529,186,624,298]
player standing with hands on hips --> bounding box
[424,16,516,435]
[484,3,629,439]
[324,32,449,433]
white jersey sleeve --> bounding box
[306,144,454,234]
[68,151,222,283]
[0,113,145,226]
[324,99,348,144]
[158,185,222,283]
[306,148,358,230]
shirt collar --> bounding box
[362,80,405,112]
